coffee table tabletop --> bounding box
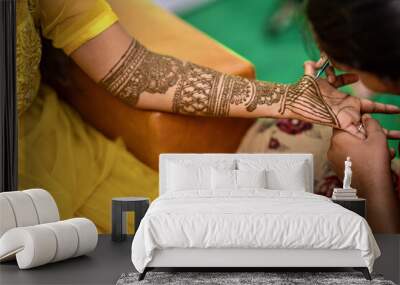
[1,234,399,284]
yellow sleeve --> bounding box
[39,0,118,55]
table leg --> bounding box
[134,201,149,233]
[112,202,125,242]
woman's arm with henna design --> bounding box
[96,38,339,126]
[71,23,398,134]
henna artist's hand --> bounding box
[328,114,400,180]
[327,114,400,232]
[303,61,400,139]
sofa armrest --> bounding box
[50,0,256,170]
[60,63,253,170]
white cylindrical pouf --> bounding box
[65,218,98,257]
[0,226,57,269]
[42,221,79,262]
[23,189,60,223]
[0,192,39,227]
[0,196,17,237]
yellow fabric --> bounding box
[16,0,42,115]
[39,0,118,54]
[17,0,158,232]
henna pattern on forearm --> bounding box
[172,67,285,116]
[172,62,223,115]
[100,40,339,126]
[100,40,184,106]
[245,81,287,112]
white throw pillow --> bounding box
[166,159,236,192]
[167,163,211,191]
[167,159,236,170]
[266,167,306,191]
[236,169,267,189]
[211,168,237,190]
[238,159,308,191]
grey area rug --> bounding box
[116,272,395,285]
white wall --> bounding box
[154,0,216,14]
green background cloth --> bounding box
[180,0,399,155]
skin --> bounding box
[329,61,400,95]
[328,115,400,233]
[313,58,400,233]
[70,23,399,136]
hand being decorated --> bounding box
[295,60,400,139]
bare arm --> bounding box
[71,23,399,133]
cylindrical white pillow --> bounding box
[0,196,17,237]
[24,189,59,223]
[0,192,39,227]
[64,218,98,257]
[0,189,59,239]
[42,221,79,262]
